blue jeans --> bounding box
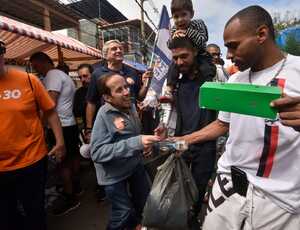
[104,163,151,230]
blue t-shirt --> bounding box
[86,64,141,104]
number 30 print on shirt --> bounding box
[0,89,22,100]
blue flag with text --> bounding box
[149,5,172,95]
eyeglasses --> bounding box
[0,42,6,55]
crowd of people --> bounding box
[0,0,300,230]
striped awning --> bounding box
[0,15,102,63]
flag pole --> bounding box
[144,5,171,98]
[149,6,164,67]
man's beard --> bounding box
[82,82,89,88]
[178,63,194,75]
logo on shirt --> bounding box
[0,89,22,100]
[113,117,125,130]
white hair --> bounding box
[102,40,122,59]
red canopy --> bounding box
[0,15,101,64]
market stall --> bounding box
[0,15,102,70]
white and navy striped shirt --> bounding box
[170,19,208,51]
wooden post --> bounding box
[30,0,79,27]
[43,8,51,31]
[57,46,64,65]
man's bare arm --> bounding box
[48,90,59,106]
[85,102,96,143]
[176,119,229,145]
[138,70,152,100]
[138,84,148,100]
[44,109,65,161]
[86,102,96,129]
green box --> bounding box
[199,82,282,119]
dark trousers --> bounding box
[182,153,215,230]
[184,151,215,216]
[104,164,151,230]
[0,157,47,230]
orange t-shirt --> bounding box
[0,68,55,171]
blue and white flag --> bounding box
[145,5,172,105]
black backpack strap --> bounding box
[27,72,34,91]
[27,72,40,114]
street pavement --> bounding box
[48,162,109,230]
[47,157,209,230]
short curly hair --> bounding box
[168,37,195,50]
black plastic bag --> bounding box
[142,154,198,229]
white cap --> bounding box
[80,144,91,159]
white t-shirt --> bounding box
[215,64,229,82]
[43,69,76,127]
[218,54,300,214]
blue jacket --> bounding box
[91,103,144,185]
[86,64,141,104]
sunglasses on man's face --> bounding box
[0,42,6,55]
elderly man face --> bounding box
[106,42,124,63]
